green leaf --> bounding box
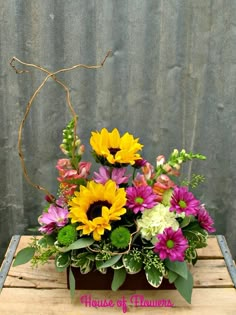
[165,260,188,280]
[111,268,127,291]
[27,227,39,232]
[111,259,124,270]
[38,235,55,247]
[55,252,70,272]
[174,269,193,304]
[69,267,75,300]
[145,265,163,288]
[100,255,122,269]
[168,270,179,283]
[13,247,36,267]
[123,252,143,274]
[71,252,94,274]
[66,238,94,251]
[179,216,191,228]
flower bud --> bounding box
[156,155,165,167]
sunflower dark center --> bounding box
[87,201,111,220]
[109,147,120,156]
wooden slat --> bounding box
[0,288,235,315]
[190,260,234,288]
[4,261,66,289]
[197,237,223,259]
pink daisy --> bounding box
[197,205,216,233]
[170,186,200,216]
[154,227,188,262]
[38,203,69,234]
[93,166,130,186]
[126,185,157,214]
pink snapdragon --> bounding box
[152,174,176,202]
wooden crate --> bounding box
[0,235,235,314]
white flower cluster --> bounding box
[137,204,179,244]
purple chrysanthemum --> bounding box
[197,205,216,233]
[126,185,157,214]
[170,186,200,216]
[93,166,130,186]
[38,204,69,234]
[154,227,188,262]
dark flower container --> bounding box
[67,267,175,290]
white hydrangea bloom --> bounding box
[137,204,179,244]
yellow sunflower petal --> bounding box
[69,179,126,241]
[90,128,143,165]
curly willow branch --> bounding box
[10,50,112,197]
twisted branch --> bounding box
[10,51,111,196]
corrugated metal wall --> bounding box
[1,0,236,261]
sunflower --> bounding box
[90,128,143,166]
[68,180,127,241]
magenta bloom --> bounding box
[93,166,130,186]
[197,205,216,233]
[126,185,157,214]
[133,158,147,168]
[38,204,69,234]
[170,186,200,216]
[154,227,188,262]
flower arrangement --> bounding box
[11,52,215,304]
[14,119,215,304]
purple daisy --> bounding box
[38,203,69,234]
[93,166,130,186]
[197,205,216,233]
[170,186,200,216]
[154,227,188,262]
[126,185,157,214]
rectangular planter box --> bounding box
[67,267,175,290]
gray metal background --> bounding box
[0,0,236,262]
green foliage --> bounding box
[99,255,122,269]
[181,174,205,189]
[144,264,163,288]
[142,249,165,287]
[122,248,143,274]
[183,221,208,249]
[69,267,75,300]
[65,237,94,251]
[55,252,71,272]
[174,269,193,304]
[71,251,95,274]
[111,268,127,291]
[165,260,188,279]
[13,247,36,267]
